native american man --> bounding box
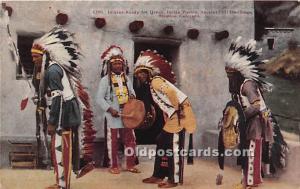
[222,37,288,189]
[97,45,140,174]
[31,26,95,189]
[134,50,196,188]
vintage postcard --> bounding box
[0,1,299,189]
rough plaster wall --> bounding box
[0,1,254,150]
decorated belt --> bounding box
[51,90,74,101]
[51,90,63,98]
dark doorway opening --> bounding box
[17,35,36,78]
[16,35,42,79]
[267,38,275,50]
[133,38,181,145]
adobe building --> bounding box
[0,1,254,167]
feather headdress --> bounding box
[225,36,272,91]
[100,45,127,77]
[32,26,96,165]
[134,49,176,84]
[32,26,81,79]
[101,45,123,61]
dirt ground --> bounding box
[0,159,299,189]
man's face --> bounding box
[32,53,43,65]
[136,70,149,84]
[111,60,123,74]
[225,68,243,94]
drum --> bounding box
[121,99,146,129]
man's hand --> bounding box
[47,124,56,136]
[218,118,223,129]
[179,111,185,119]
[31,95,38,105]
[177,104,185,119]
[175,109,185,119]
[108,107,119,117]
[261,109,270,119]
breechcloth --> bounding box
[152,130,185,184]
[106,128,137,168]
[244,139,263,186]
